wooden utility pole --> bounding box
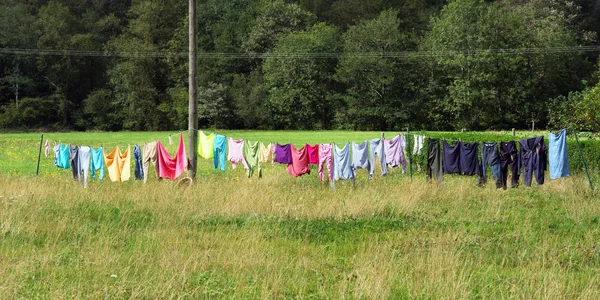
[188,0,198,179]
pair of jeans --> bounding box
[519,136,547,186]
[480,142,501,188]
[500,141,519,188]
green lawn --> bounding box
[1,131,599,298]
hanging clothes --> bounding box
[384,135,407,173]
[318,144,334,182]
[427,138,443,183]
[104,146,131,182]
[214,134,227,171]
[44,139,50,157]
[480,142,501,188]
[78,146,92,187]
[244,140,261,178]
[142,142,159,183]
[56,143,70,169]
[53,143,60,166]
[368,138,387,179]
[259,142,273,164]
[157,133,187,181]
[198,131,215,159]
[70,145,80,180]
[548,129,570,180]
[442,140,461,174]
[273,144,292,164]
[227,137,248,170]
[133,145,144,180]
[500,141,520,188]
[352,141,370,177]
[459,141,479,176]
[334,143,354,181]
[413,135,425,155]
[286,145,311,177]
[90,147,105,180]
[519,136,547,186]
[307,144,319,165]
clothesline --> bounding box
[45,129,575,190]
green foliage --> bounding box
[548,82,600,132]
[198,82,232,129]
[263,23,340,129]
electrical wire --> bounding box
[1,46,599,59]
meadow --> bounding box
[1,131,599,298]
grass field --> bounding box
[1,131,599,298]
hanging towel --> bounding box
[286,144,311,177]
[519,136,547,186]
[384,135,407,173]
[214,134,227,171]
[133,145,144,180]
[244,140,261,178]
[259,142,273,164]
[548,129,570,180]
[307,144,319,165]
[459,141,479,176]
[198,131,215,159]
[104,146,131,182]
[273,144,292,164]
[90,147,105,180]
[157,133,187,181]
[368,138,387,179]
[318,144,333,182]
[227,137,248,170]
[427,138,443,183]
[352,141,370,177]
[442,140,461,174]
[70,145,80,180]
[78,146,92,187]
[56,143,70,169]
[334,143,354,180]
[44,139,50,157]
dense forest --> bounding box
[1,0,600,131]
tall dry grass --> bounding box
[0,167,599,298]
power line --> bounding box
[1,46,599,59]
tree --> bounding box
[198,82,231,129]
[335,9,419,130]
[263,23,340,129]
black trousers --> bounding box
[500,141,519,188]
[427,138,443,183]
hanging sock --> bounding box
[90,147,105,180]
[198,131,215,159]
[157,133,187,181]
[244,140,261,178]
[213,134,227,171]
[44,139,50,157]
[286,144,311,177]
[548,129,570,180]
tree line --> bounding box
[1,0,600,131]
